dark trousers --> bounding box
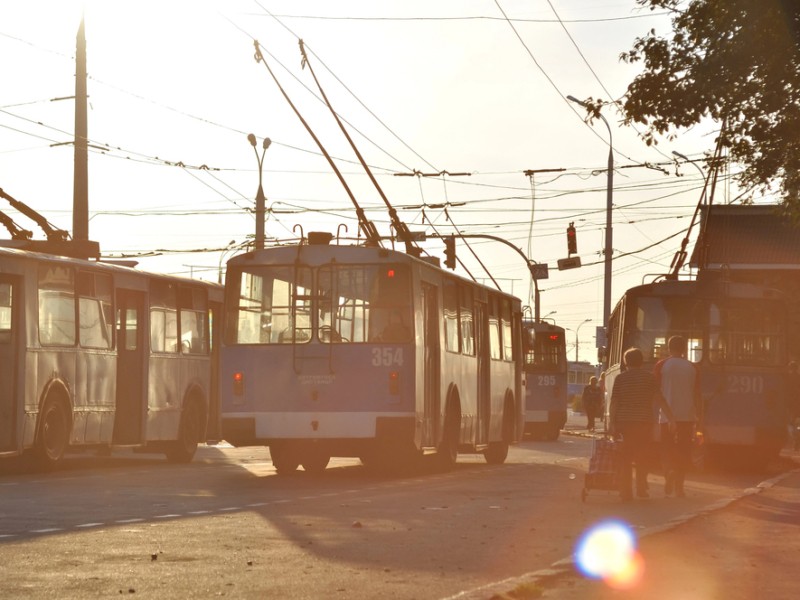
[616,421,653,498]
[661,422,694,487]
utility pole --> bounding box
[73,16,89,242]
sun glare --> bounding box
[574,519,644,589]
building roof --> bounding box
[690,204,800,270]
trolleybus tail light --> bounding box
[389,371,400,395]
[233,371,244,396]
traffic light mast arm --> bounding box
[443,233,543,321]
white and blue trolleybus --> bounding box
[220,237,524,473]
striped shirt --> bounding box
[610,368,660,424]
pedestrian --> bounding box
[581,376,604,431]
[654,335,701,497]
[609,347,675,501]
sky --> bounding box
[0,0,770,362]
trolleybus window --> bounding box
[179,285,209,354]
[78,271,113,349]
[231,266,313,344]
[501,298,513,361]
[320,264,411,344]
[0,283,11,343]
[38,265,76,346]
[150,280,179,353]
[460,285,475,356]
[708,300,783,366]
[443,278,459,352]
[489,297,501,359]
[631,296,703,363]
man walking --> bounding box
[610,347,675,501]
[654,335,701,497]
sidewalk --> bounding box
[527,456,800,599]
[491,421,800,600]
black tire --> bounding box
[483,441,509,464]
[165,403,202,463]
[35,400,69,470]
[301,447,330,474]
[270,444,300,475]
[436,411,459,470]
[545,424,562,441]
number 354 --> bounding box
[372,348,404,367]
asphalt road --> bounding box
[0,432,793,600]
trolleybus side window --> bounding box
[443,278,459,353]
[150,280,179,353]
[460,285,474,356]
[0,283,11,344]
[178,285,208,354]
[77,271,113,349]
[38,265,76,346]
[500,297,513,361]
[489,296,502,359]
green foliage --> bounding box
[617,0,800,211]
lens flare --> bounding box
[574,519,641,586]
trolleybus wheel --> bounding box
[35,399,69,470]
[301,447,330,474]
[436,410,459,470]
[166,402,202,463]
[271,444,300,475]
[483,441,509,465]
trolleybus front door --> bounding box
[0,277,18,453]
[113,289,146,444]
[421,283,440,447]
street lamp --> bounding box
[543,310,557,320]
[672,150,707,205]
[567,96,613,342]
[575,318,592,362]
[248,134,271,250]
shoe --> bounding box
[664,471,674,496]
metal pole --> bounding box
[73,17,89,242]
[566,96,614,337]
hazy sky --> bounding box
[0,1,762,361]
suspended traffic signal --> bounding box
[444,236,456,269]
[566,222,577,255]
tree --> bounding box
[611,1,800,212]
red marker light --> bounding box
[233,371,244,396]
[387,268,395,278]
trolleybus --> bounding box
[604,277,788,467]
[220,236,524,473]
[522,320,567,440]
[0,245,222,469]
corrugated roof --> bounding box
[690,204,800,269]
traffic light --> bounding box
[566,222,577,255]
[444,236,456,270]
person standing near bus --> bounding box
[581,376,603,431]
[610,347,675,501]
[654,335,701,497]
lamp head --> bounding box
[247,133,257,147]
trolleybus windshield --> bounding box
[228,263,412,345]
